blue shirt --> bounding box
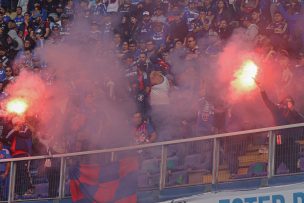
[0,69,6,82]
[0,149,11,172]
[15,16,25,28]
[152,30,167,48]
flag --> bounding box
[69,156,139,203]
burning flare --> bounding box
[232,60,258,92]
[6,98,29,115]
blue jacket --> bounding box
[0,69,6,82]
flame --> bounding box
[6,98,29,115]
[232,60,258,92]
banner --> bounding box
[164,182,304,203]
[69,156,139,203]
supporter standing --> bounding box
[0,140,10,201]
[242,16,259,41]
[168,9,188,42]
[133,111,157,144]
[4,117,33,196]
[266,11,288,50]
[277,2,304,54]
[138,11,153,41]
[185,35,200,60]
[257,82,304,173]
[14,6,25,29]
[251,9,268,34]
[183,0,199,32]
[149,71,171,141]
[192,10,211,39]
[0,62,6,82]
[4,66,15,83]
[194,83,215,172]
[44,143,61,198]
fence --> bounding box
[0,123,304,202]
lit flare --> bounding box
[6,98,29,115]
[232,60,259,92]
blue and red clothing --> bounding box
[134,121,155,144]
[0,148,10,172]
[0,148,10,200]
[5,125,32,157]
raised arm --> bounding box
[255,80,279,113]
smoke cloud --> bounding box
[4,17,303,151]
[5,21,135,151]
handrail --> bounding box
[1,122,304,163]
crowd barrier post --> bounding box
[268,131,275,178]
[8,161,16,203]
[212,138,220,185]
[159,145,168,190]
[58,157,67,199]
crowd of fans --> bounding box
[0,0,303,200]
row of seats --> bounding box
[138,148,304,188]
[12,148,304,199]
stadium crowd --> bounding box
[0,0,303,200]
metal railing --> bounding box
[0,123,304,202]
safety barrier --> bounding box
[0,123,304,202]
